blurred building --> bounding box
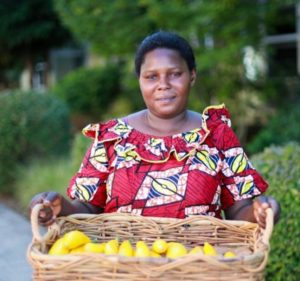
[263,2,300,98]
[20,43,106,92]
[264,3,299,76]
[20,45,87,92]
[49,47,87,86]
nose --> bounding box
[158,75,170,90]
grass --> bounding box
[15,157,77,215]
[11,132,91,217]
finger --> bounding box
[261,202,270,209]
[38,206,53,218]
[43,192,62,209]
[30,192,48,208]
[39,216,57,227]
[38,211,56,225]
[253,199,268,228]
[255,196,271,213]
[255,212,266,229]
[43,192,62,217]
[259,220,266,229]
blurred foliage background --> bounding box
[1,1,300,280]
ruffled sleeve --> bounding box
[203,105,268,210]
[66,120,120,207]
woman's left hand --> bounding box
[253,195,280,228]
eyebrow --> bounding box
[141,67,182,73]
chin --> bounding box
[155,110,183,119]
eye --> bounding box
[145,74,157,80]
[170,71,182,78]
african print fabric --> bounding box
[67,104,268,219]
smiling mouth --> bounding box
[156,96,176,102]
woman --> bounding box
[29,31,280,228]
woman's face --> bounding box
[139,48,196,119]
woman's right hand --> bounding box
[29,191,63,226]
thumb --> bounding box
[43,191,63,217]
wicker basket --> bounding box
[27,204,273,281]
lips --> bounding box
[156,96,176,102]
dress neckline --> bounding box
[119,117,203,139]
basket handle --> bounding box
[262,208,274,245]
[30,203,60,243]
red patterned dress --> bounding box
[67,105,268,219]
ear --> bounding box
[190,69,196,86]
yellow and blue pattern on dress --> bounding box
[134,167,187,208]
[226,175,261,200]
[148,174,180,198]
[225,152,249,174]
[237,178,254,196]
[222,147,251,177]
[189,145,220,176]
[72,177,100,201]
[144,138,167,157]
[195,150,218,171]
[182,129,201,145]
[111,119,132,138]
[89,142,109,172]
[113,143,139,169]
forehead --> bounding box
[141,48,187,71]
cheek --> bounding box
[139,82,154,96]
[175,80,191,94]
[139,84,151,103]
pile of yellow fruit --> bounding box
[48,230,236,259]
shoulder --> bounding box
[188,110,202,122]
[202,104,240,149]
[82,118,130,141]
[124,110,146,129]
[202,104,232,131]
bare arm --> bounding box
[224,195,280,228]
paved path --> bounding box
[0,203,33,281]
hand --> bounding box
[29,191,63,226]
[253,195,280,229]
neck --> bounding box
[144,110,189,135]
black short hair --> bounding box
[135,31,196,76]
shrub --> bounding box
[53,64,121,123]
[70,132,91,170]
[0,90,71,192]
[247,103,300,154]
[15,132,91,213]
[251,142,300,281]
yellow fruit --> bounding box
[203,242,218,256]
[62,230,91,250]
[150,251,161,258]
[70,245,85,254]
[152,239,168,254]
[166,242,187,259]
[84,242,105,253]
[135,241,150,257]
[49,238,69,255]
[189,246,203,255]
[104,239,119,255]
[167,242,177,248]
[118,240,134,257]
[224,251,236,258]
